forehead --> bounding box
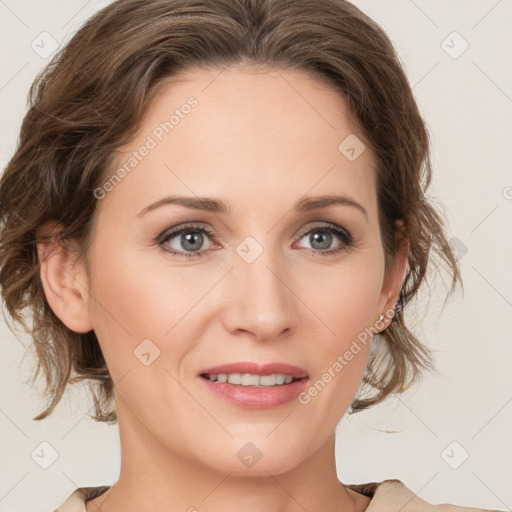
[100,66,377,219]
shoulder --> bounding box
[347,479,503,512]
[53,486,111,512]
[53,480,503,512]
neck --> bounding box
[86,397,369,512]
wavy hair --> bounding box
[0,0,462,423]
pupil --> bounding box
[311,231,331,250]
[182,231,203,251]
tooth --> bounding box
[242,374,260,386]
[227,373,242,385]
[205,372,297,385]
[275,374,286,385]
[259,374,277,386]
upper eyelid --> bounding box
[159,221,351,246]
[297,222,350,236]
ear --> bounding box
[36,221,93,333]
[376,219,409,331]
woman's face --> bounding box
[79,66,404,475]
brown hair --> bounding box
[0,0,462,423]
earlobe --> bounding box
[36,224,93,334]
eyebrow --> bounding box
[137,194,368,220]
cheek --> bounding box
[298,272,380,420]
[301,257,383,408]
[86,239,189,373]
[309,258,384,349]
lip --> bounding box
[200,377,310,409]
[198,361,309,379]
[198,361,310,410]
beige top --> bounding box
[53,479,502,511]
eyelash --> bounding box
[157,222,354,259]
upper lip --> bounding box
[199,362,309,379]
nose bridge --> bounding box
[226,236,296,340]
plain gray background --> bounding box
[0,1,511,511]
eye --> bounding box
[158,224,216,258]
[294,223,354,256]
[157,222,354,258]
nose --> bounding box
[222,245,299,342]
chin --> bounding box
[197,439,307,477]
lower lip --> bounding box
[199,376,310,409]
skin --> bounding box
[37,66,408,512]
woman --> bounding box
[0,0,501,511]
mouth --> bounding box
[199,373,306,386]
[198,361,309,384]
[197,361,310,409]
